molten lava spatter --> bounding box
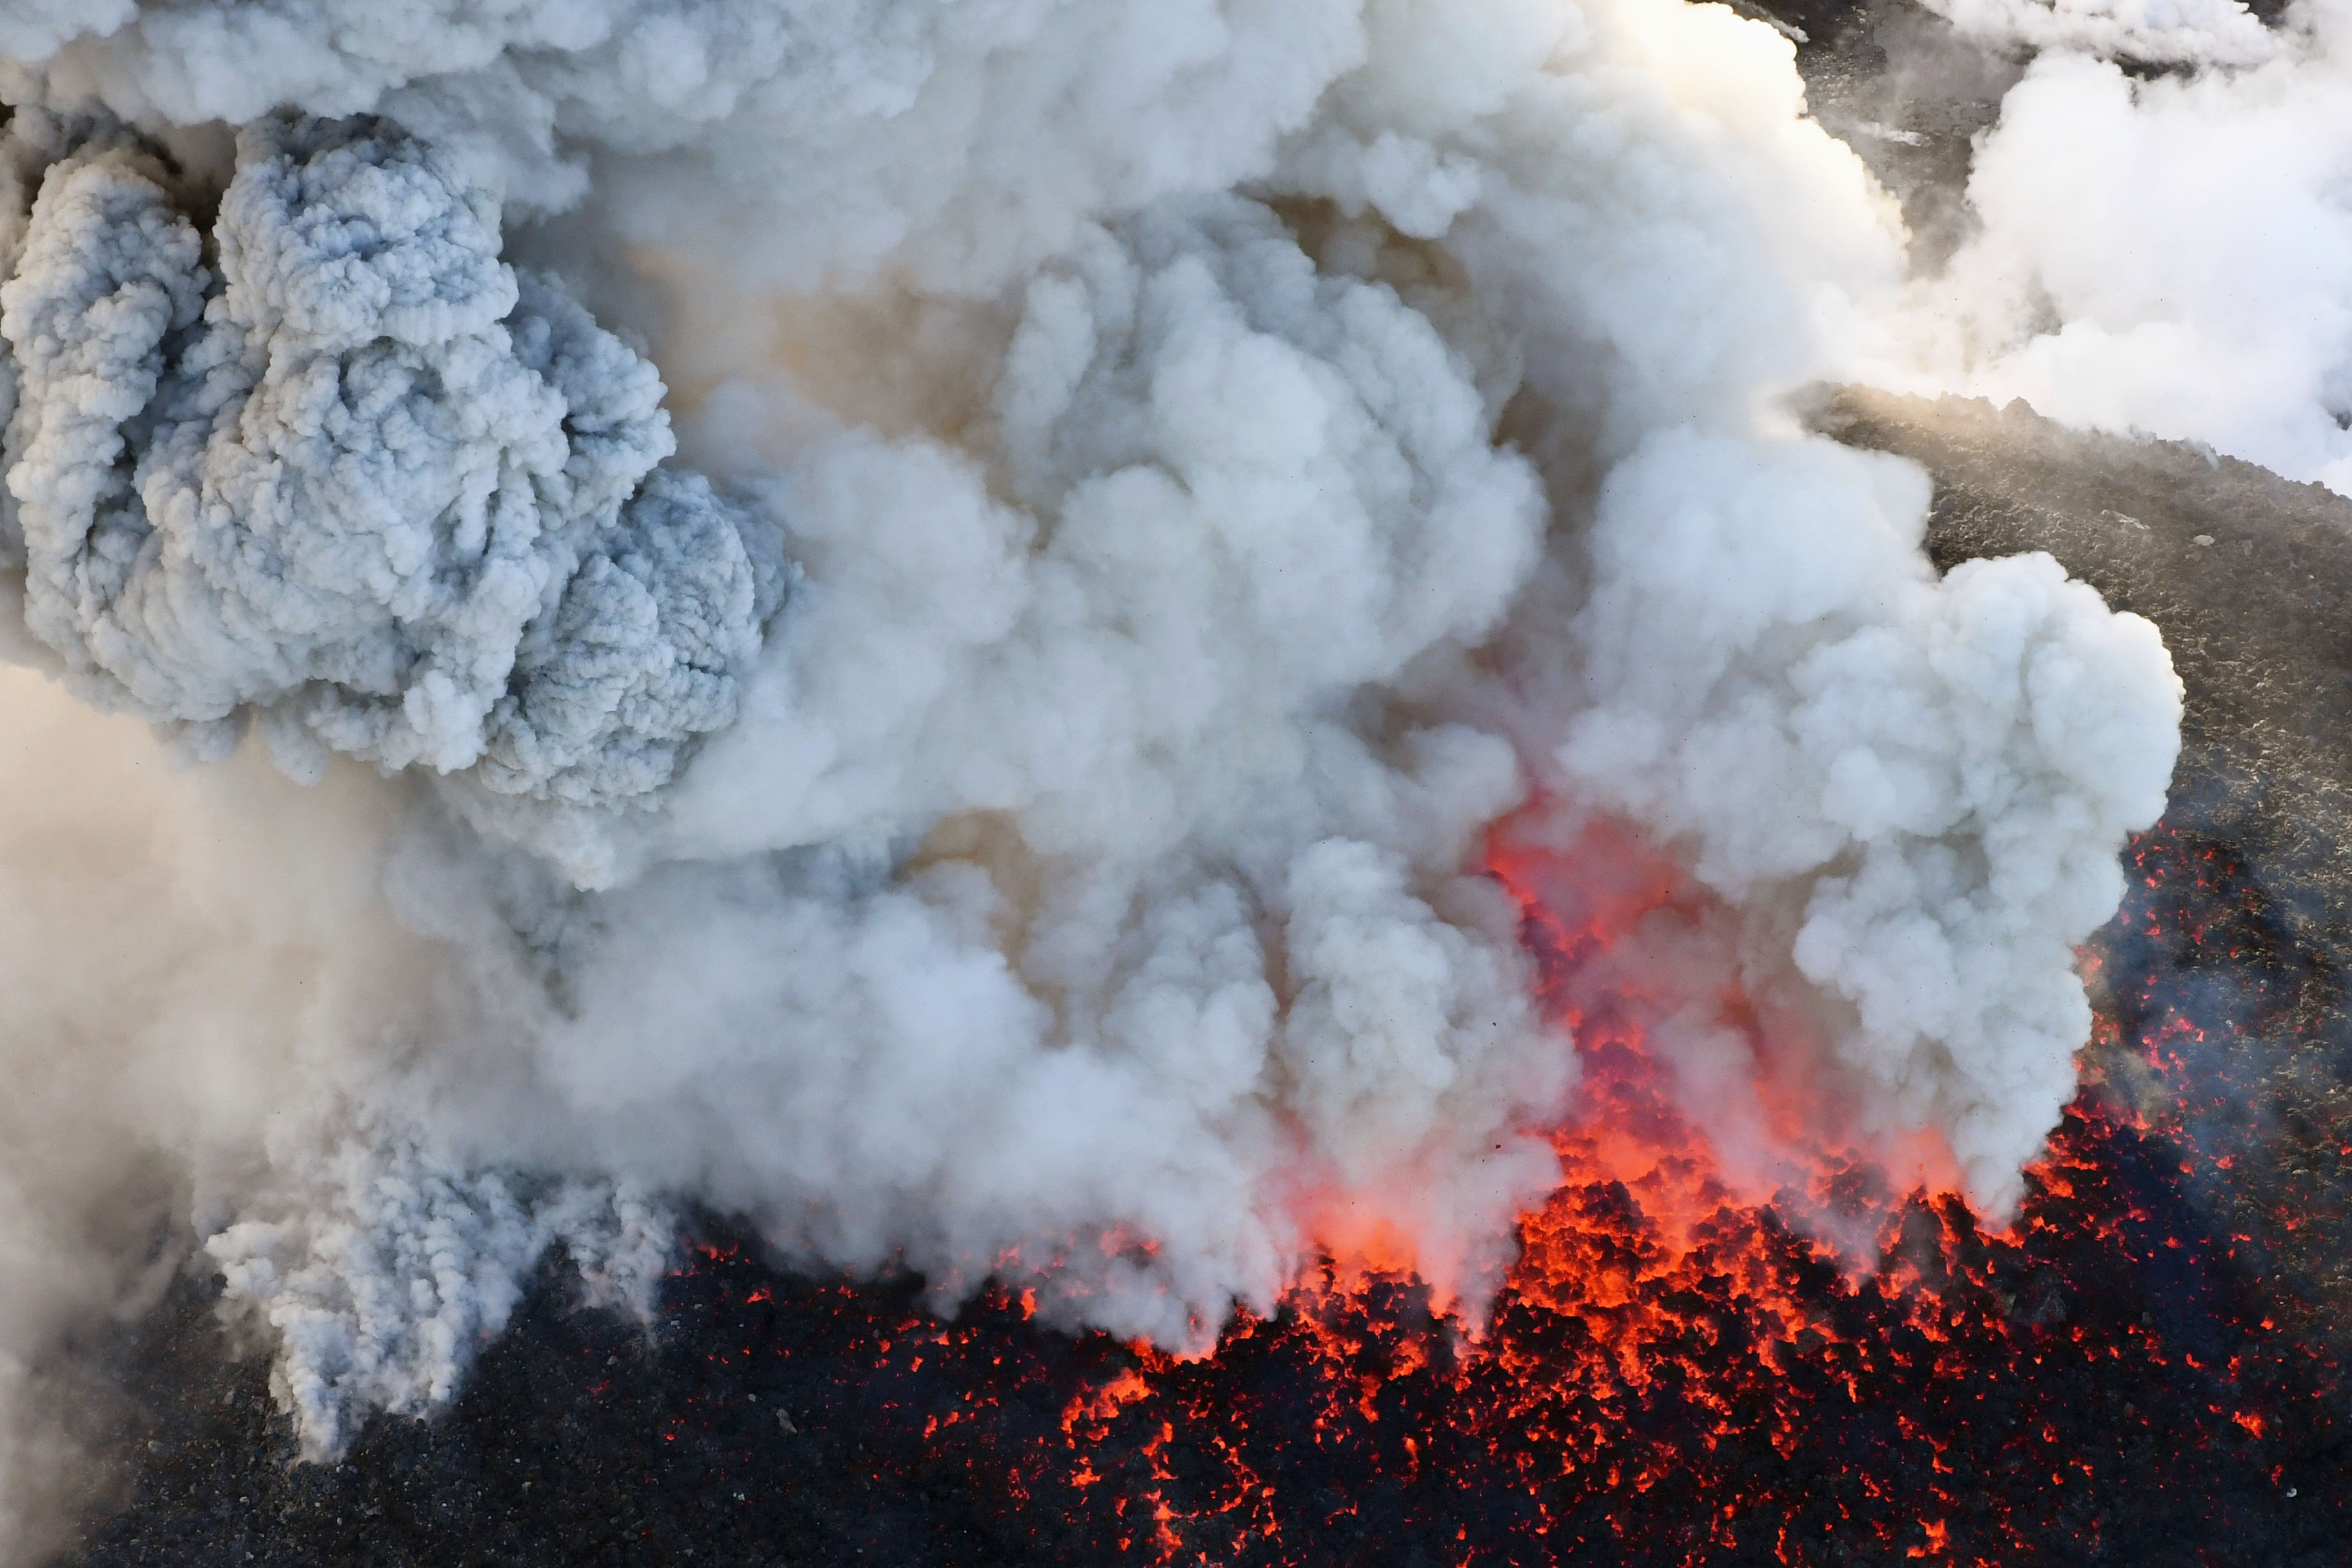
[71,818,2352,1567]
[605,818,2351,1567]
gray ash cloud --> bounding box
[0,114,778,816]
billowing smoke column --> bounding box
[0,0,2223,1549]
[1897,0,2352,492]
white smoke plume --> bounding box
[1891,0,2352,496]
[0,0,2188,1546]
[1560,433,2175,1208]
[1920,0,2280,65]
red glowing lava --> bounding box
[926,817,2340,1563]
[626,815,2346,1567]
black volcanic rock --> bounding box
[54,1250,1060,1568]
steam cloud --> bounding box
[1905,0,2352,494]
[0,0,2262,1546]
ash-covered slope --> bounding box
[1756,0,2024,271]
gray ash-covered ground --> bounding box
[1747,0,2024,270]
